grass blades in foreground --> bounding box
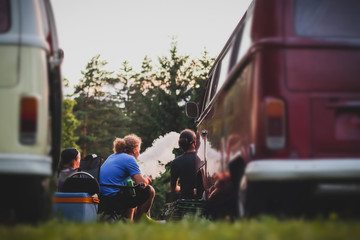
[0,217,359,240]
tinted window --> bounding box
[0,0,9,33]
[214,44,233,96]
[295,0,360,38]
[237,11,253,63]
[203,66,219,109]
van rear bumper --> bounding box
[0,153,52,176]
[245,159,360,181]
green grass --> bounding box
[1,217,359,240]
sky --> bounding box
[51,0,252,91]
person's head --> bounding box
[58,148,80,170]
[178,129,196,152]
[113,134,142,159]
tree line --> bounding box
[61,42,214,218]
[62,41,214,159]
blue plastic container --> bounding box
[53,192,99,222]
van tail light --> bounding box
[265,98,286,150]
[20,97,38,144]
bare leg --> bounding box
[134,185,155,221]
[124,208,135,221]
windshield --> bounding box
[295,0,360,38]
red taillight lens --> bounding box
[20,97,38,144]
[265,98,286,150]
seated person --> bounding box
[99,134,155,221]
[57,148,81,191]
[170,129,204,199]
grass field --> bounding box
[1,216,360,240]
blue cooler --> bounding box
[53,192,99,222]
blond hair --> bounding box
[113,137,126,153]
[113,134,142,154]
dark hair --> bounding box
[58,148,79,171]
[178,129,196,151]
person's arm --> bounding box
[127,156,151,188]
[170,161,180,192]
[132,174,151,187]
[170,179,180,192]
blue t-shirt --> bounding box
[99,153,141,196]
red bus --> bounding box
[187,0,360,218]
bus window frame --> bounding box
[206,8,253,103]
[202,64,220,111]
[229,24,244,73]
[198,4,254,120]
[214,42,234,97]
[236,3,254,65]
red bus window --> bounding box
[0,0,10,33]
[295,0,360,38]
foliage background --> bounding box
[61,41,214,218]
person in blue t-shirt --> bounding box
[100,134,155,221]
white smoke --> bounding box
[138,131,180,178]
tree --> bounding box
[65,44,214,219]
[112,42,214,219]
[73,55,130,157]
[61,99,80,150]
[116,41,214,150]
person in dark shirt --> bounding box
[170,129,204,199]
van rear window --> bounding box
[295,0,360,38]
[0,0,10,33]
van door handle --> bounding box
[326,101,360,109]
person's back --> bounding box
[98,135,155,221]
[57,148,80,192]
[170,129,204,199]
[100,152,140,196]
[171,152,203,199]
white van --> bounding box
[0,0,62,222]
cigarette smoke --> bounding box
[138,131,180,178]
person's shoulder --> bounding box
[106,153,117,159]
[173,154,182,161]
[59,168,77,173]
[172,154,185,164]
[122,153,135,160]
[103,153,124,165]
[58,168,77,180]
[108,153,130,159]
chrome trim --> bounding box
[246,159,360,181]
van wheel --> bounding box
[235,176,247,219]
[236,188,246,218]
[229,158,246,219]
[17,177,50,223]
[0,176,50,224]
[12,177,49,223]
